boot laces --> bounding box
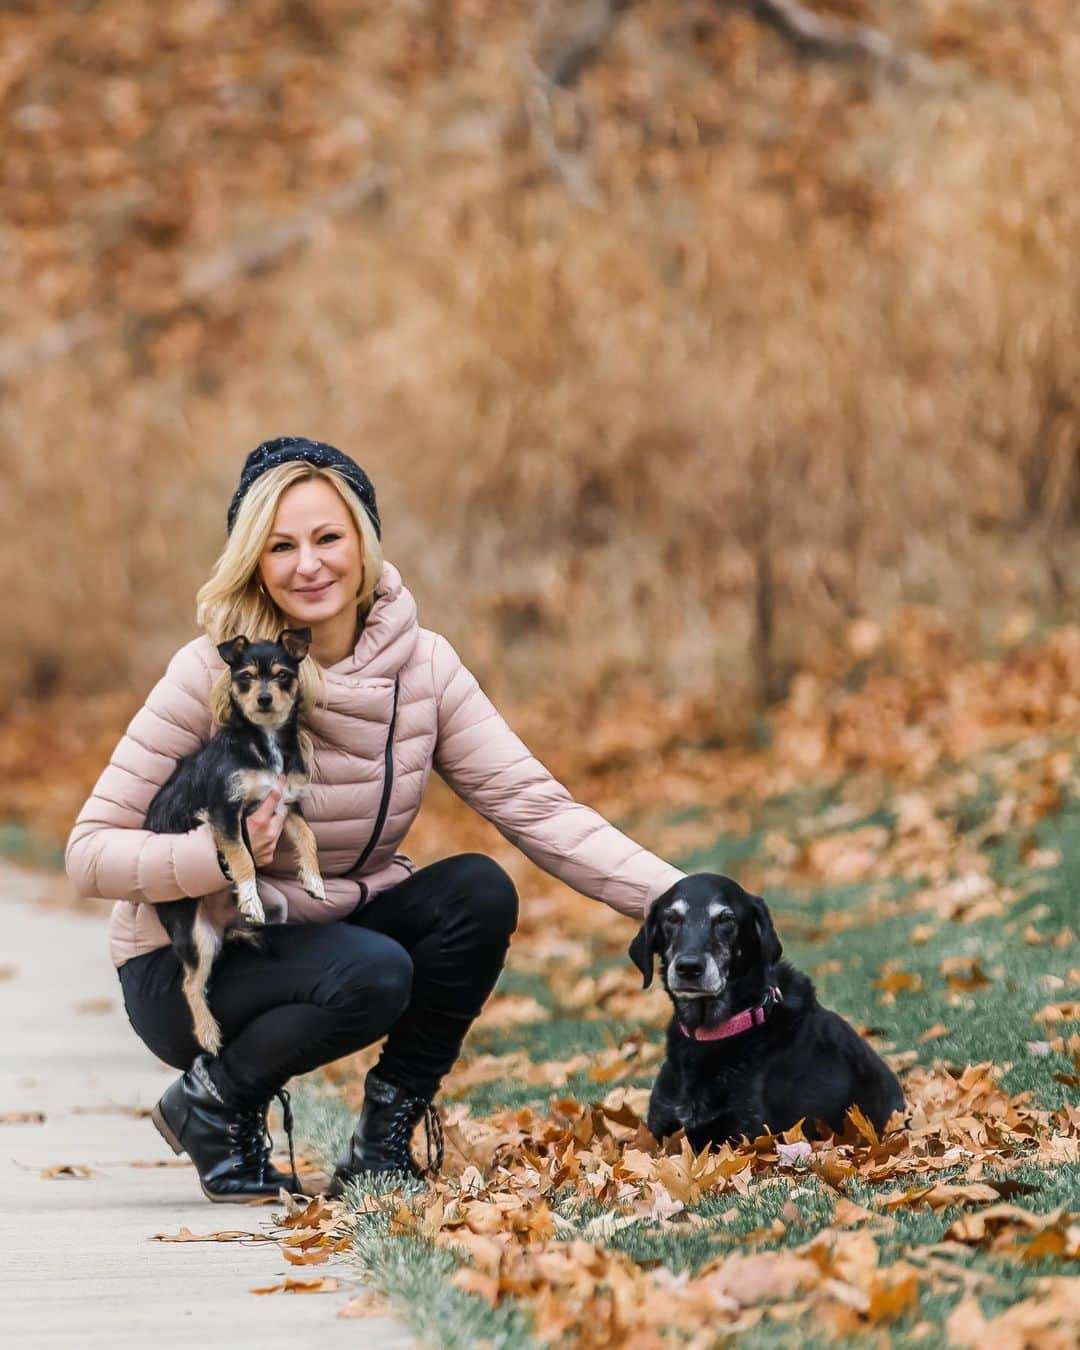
[228,1088,299,1192]
[382,1094,443,1177]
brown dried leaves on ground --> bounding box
[278,1062,1079,1346]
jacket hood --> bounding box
[324,560,418,681]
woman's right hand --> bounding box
[246,775,288,866]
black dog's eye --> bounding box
[234,677,252,692]
[277,672,293,688]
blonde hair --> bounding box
[197,462,384,729]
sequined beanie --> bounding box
[226,437,382,539]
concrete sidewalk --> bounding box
[0,863,412,1348]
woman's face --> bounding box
[259,477,364,627]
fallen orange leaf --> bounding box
[337,1291,392,1318]
[866,1273,919,1325]
[452,1267,501,1306]
[153,1227,272,1243]
[250,1277,340,1295]
[73,997,114,1014]
[280,1245,331,1266]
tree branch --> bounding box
[528,0,634,90]
[746,0,935,79]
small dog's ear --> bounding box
[217,635,249,667]
[279,627,313,662]
[751,895,783,968]
[628,902,661,989]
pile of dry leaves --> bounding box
[263,1052,1080,1346]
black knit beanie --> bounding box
[226,437,381,539]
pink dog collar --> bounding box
[680,985,783,1042]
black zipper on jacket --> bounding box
[354,676,400,873]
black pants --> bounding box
[118,854,518,1107]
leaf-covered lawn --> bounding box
[290,638,1080,1346]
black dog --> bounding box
[145,628,325,1054]
[629,874,904,1150]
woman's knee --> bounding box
[451,854,519,939]
[367,947,414,1017]
[325,937,413,1023]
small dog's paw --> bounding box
[195,1013,222,1056]
[301,872,327,902]
[236,883,265,925]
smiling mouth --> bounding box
[294,581,334,596]
[669,986,726,999]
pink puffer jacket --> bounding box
[66,562,685,967]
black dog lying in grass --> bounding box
[629,874,904,1150]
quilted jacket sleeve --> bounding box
[65,641,231,904]
[432,636,685,918]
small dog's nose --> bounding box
[257,693,273,710]
[674,955,705,980]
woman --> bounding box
[66,437,685,1203]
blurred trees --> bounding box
[2,1,1080,722]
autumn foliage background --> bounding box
[5,0,1080,742]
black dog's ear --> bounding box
[217,635,250,667]
[628,902,661,989]
[751,895,783,968]
[279,627,312,662]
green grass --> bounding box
[349,1216,539,1350]
[0,822,65,869]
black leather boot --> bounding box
[151,1055,300,1202]
[328,1073,443,1197]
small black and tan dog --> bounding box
[630,874,904,1150]
[145,628,325,1054]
